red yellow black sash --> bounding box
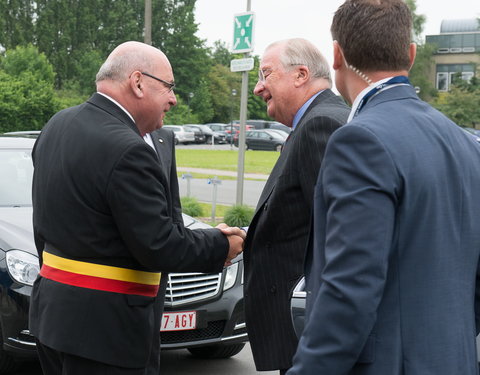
[40,251,161,297]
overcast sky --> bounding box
[195,0,479,69]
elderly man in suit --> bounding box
[288,1,480,374]
[244,38,350,374]
[30,41,245,375]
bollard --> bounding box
[182,173,193,197]
[207,176,222,223]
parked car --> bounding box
[206,123,236,143]
[183,125,206,144]
[234,129,288,151]
[2,130,41,138]
[233,120,291,134]
[188,124,227,144]
[0,135,247,373]
[162,125,195,145]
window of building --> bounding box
[436,64,475,91]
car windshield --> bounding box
[0,149,33,207]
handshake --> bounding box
[216,223,246,266]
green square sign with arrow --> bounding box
[232,12,255,53]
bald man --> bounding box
[30,41,244,375]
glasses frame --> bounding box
[141,72,175,92]
[258,63,306,83]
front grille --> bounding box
[164,272,222,307]
[161,320,226,344]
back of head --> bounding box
[267,38,332,85]
[331,0,412,72]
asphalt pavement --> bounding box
[13,343,276,375]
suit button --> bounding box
[270,285,276,294]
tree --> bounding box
[153,0,211,103]
[0,45,57,131]
[432,76,480,127]
[0,0,35,50]
[210,40,233,66]
[405,0,437,102]
[190,79,214,123]
[1,44,55,84]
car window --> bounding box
[0,149,33,206]
[258,132,270,139]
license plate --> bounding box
[161,311,197,332]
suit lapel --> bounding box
[151,130,171,184]
[253,90,334,213]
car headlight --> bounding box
[6,250,40,286]
[223,262,239,291]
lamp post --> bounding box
[230,89,237,148]
[187,92,194,110]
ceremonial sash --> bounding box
[40,251,161,297]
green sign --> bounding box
[232,12,255,53]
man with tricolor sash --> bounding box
[29,41,245,375]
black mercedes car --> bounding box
[0,135,247,373]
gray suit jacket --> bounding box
[243,89,350,371]
[289,84,480,374]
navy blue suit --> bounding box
[289,84,480,374]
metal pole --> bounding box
[144,0,152,45]
[235,0,252,205]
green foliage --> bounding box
[223,205,254,227]
[1,44,55,84]
[409,43,437,101]
[0,45,57,132]
[164,96,199,125]
[0,71,56,132]
[53,89,89,112]
[0,0,35,50]
[432,77,480,127]
[207,64,241,123]
[181,196,204,217]
[154,0,211,103]
[190,79,214,123]
[405,0,426,43]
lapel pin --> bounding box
[159,138,164,143]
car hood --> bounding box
[0,207,36,255]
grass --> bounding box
[175,149,279,175]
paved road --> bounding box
[179,177,265,207]
[13,343,276,375]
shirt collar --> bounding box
[97,92,135,123]
[347,77,393,123]
[292,90,324,130]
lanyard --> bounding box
[354,76,411,117]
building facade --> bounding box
[426,18,480,91]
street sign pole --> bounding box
[234,0,252,206]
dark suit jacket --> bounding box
[145,127,182,374]
[289,84,480,374]
[243,89,350,371]
[29,93,228,368]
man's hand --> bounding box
[216,223,245,266]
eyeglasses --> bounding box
[258,63,306,83]
[141,72,175,92]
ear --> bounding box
[332,41,344,71]
[408,43,417,71]
[129,71,144,98]
[294,65,309,87]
